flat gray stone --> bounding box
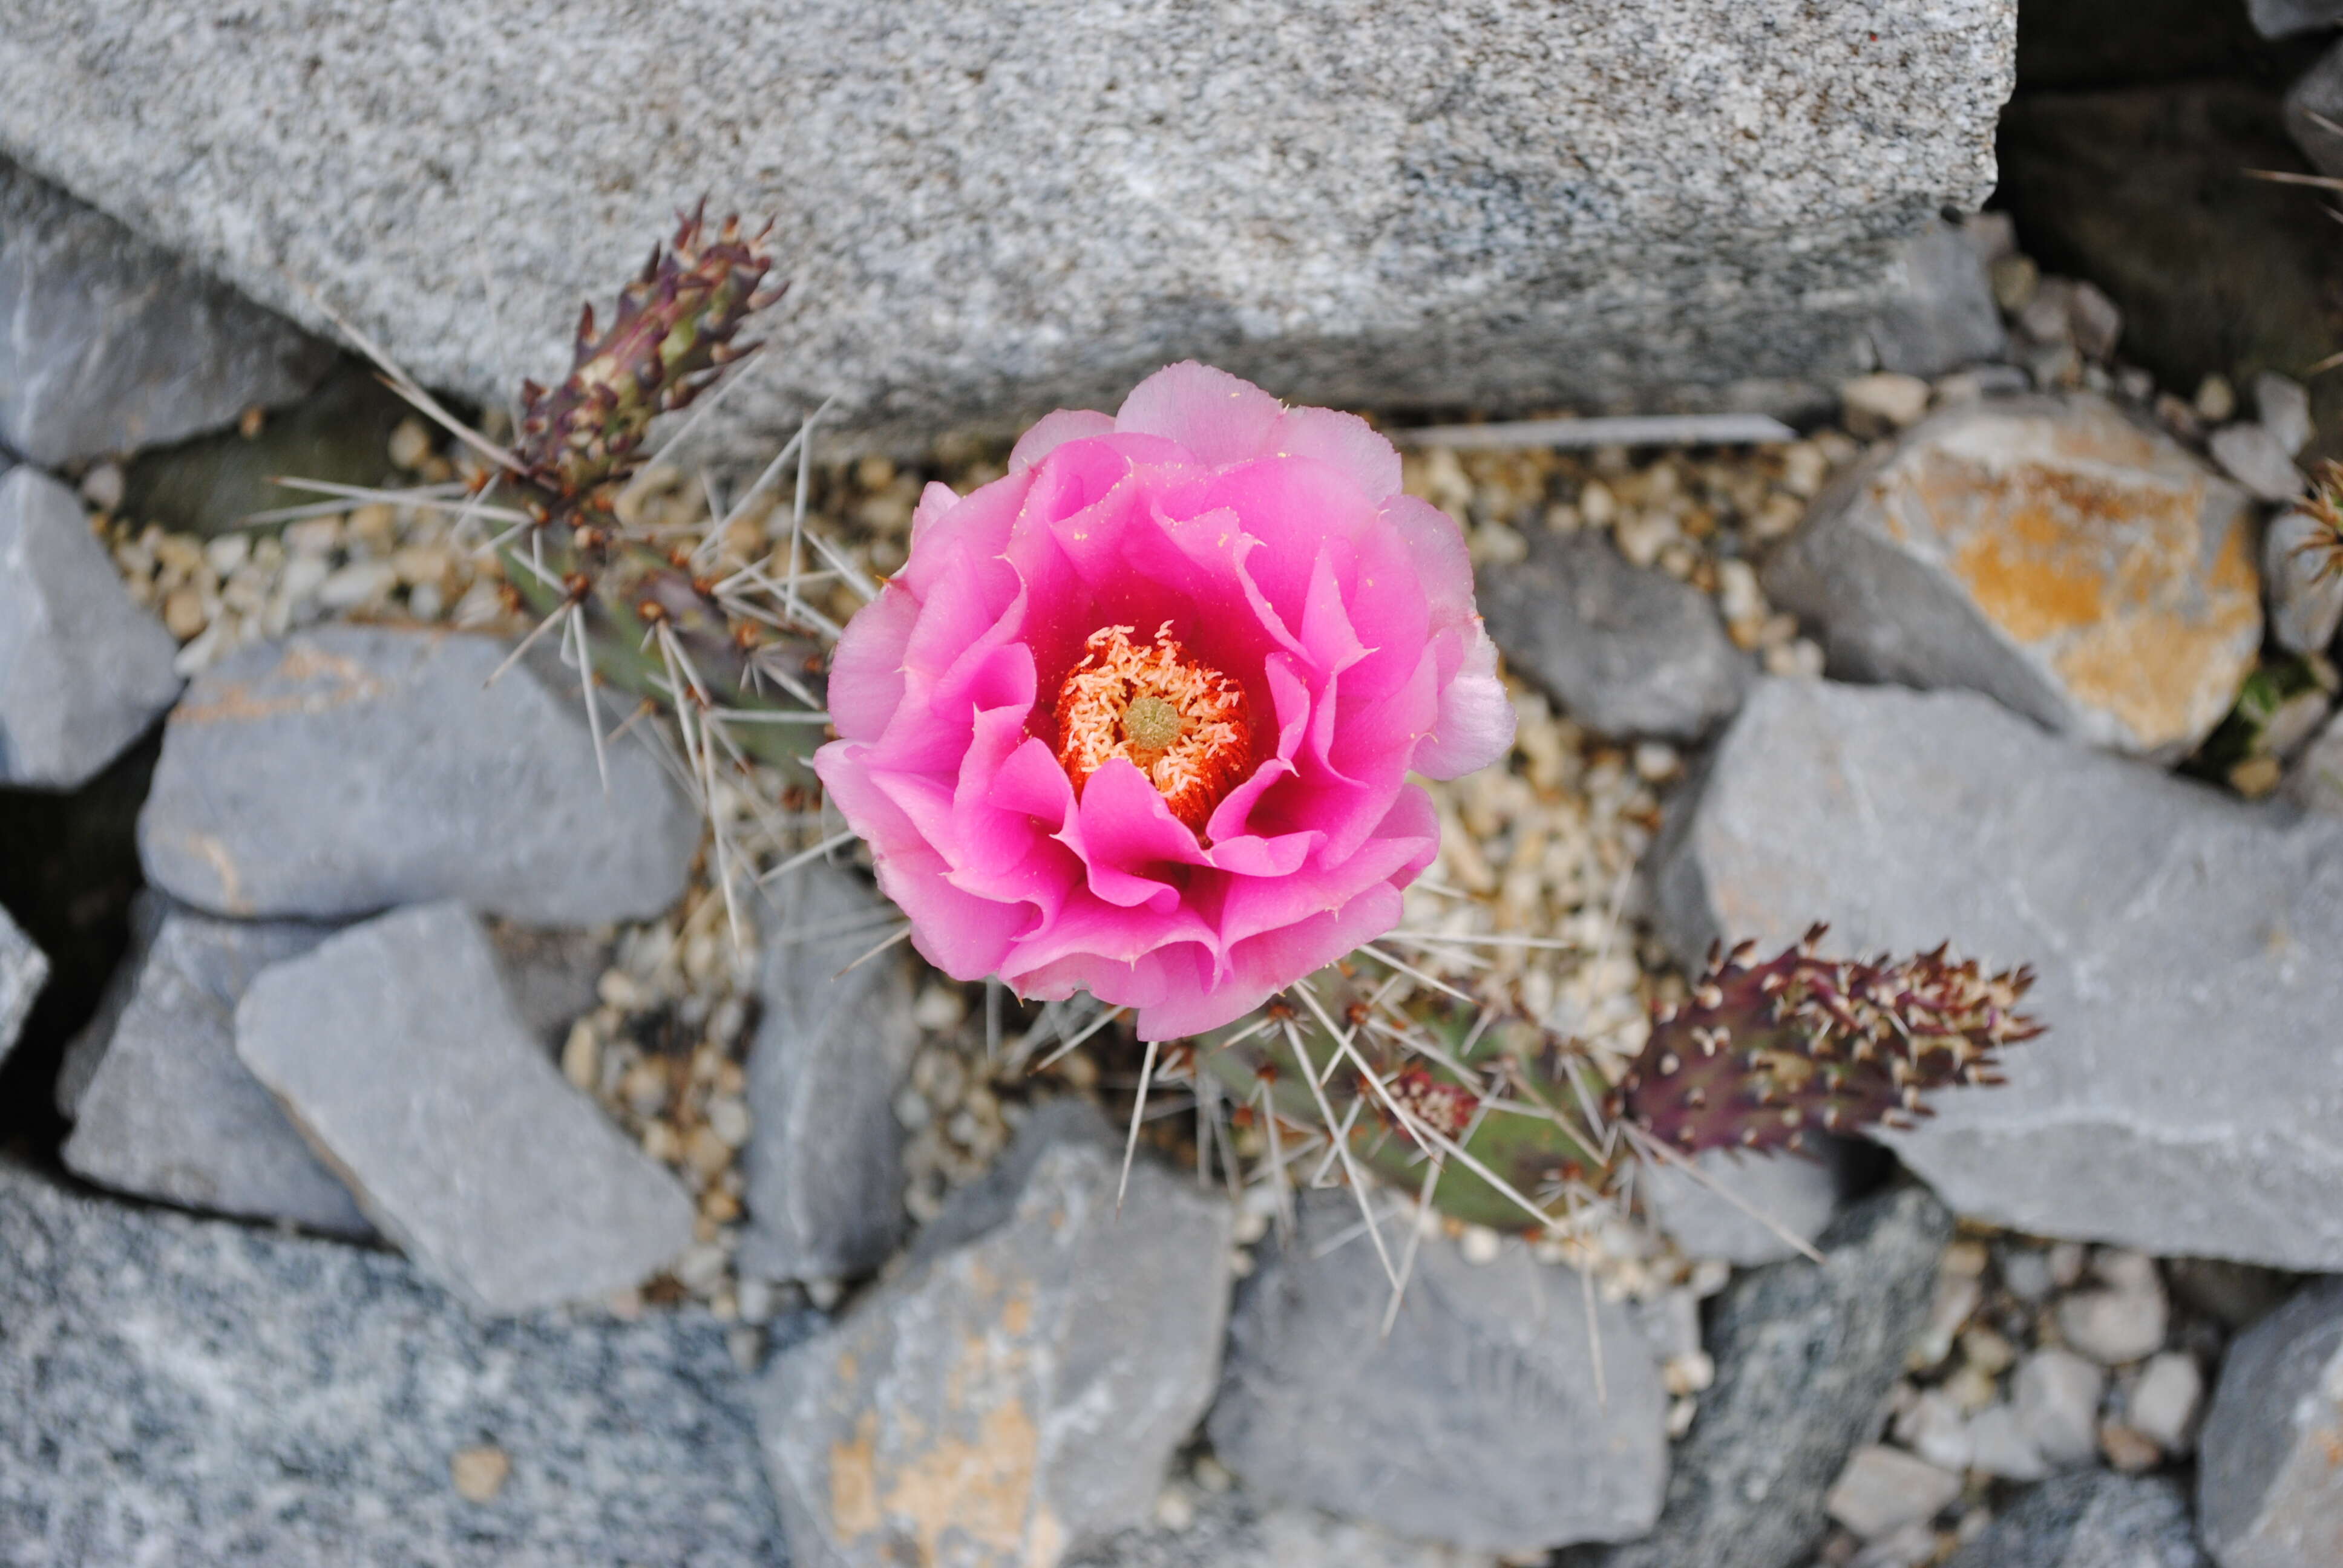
[0,157,329,466]
[1763,394,2259,759]
[2287,39,2343,177]
[2198,1278,2343,1568]
[1948,1472,2207,1568]
[0,900,45,1066]
[139,624,698,924]
[2209,422,2307,504]
[1067,1488,1500,1568]
[59,892,366,1236]
[1823,1445,1962,1539]
[0,3,2008,455]
[1209,1194,1666,1553]
[1868,218,2009,378]
[1561,1186,1953,1568]
[0,466,182,790]
[235,901,695,1315]
[1480,529,1750,740]
[2265,509,2343,657]
[1653,678,2343,1272]
[738,860,918,1283]
[757,1101,1231,1568]
[2257,0,2343,39]
[0,1160,789,1567]
[1639,1141,1849,1267]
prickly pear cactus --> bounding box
[1191,927,2037,1232]
[487,205,827,771]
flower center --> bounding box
[1055,622,1252,834]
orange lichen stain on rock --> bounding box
[829,1410,883,1540]
[182,832,251,915]
[837,1272,1061,1566]
[168,641,390,726]
[879,1396,1052,1566]
[1916,449,2259,748]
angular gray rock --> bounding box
[2209,422,2307,504]
[1561,1186,1953,1568]
[2264,508,2343,657]
[0,466,182,789]
[1654,677,2343,1271]
[0,158,329,466]
[758,1102,1231,1567]
[738,860,918,1283]
[139,624,698,924]
[2198,1278,2343,1568]
[1867,218,2010,378]
[1763,395,2259,759]
[1948,1472,2207,1568]
[59,893,367,1236]
[1639,1140,1849,1267]
[235,902,695,1315]
[0,901,44,1065]
[2287,39,2343,178]
[0,2,2009,454]
[1479,529,1750,740]
[0,1160,788,1567]
[2256,372,2314,459]
[1067,1488,1499,1568]
[1209,1194,1666,1553]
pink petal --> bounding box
[824,584,919,744]
[1009,408,1116,472]
[1270,405,1403,501]
[1115,362,1286,467]
[1413,625,1516,779]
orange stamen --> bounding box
[1054,622,1252,834]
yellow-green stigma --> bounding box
[1122,694,1184,754]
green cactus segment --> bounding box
[1196,964,1611,1233]
[515,205,783,506]
[1617,927,2039,1161]
[500,535,828,771]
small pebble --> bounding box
[79,462,126,512]
[450,1445,511,1503]
[2125,1351,2204,1454]
[1838,374,1932,439]
[2194,374,2236,424]
[2097,1420,2160,1472]
[388,417,433,471]
[1457,1224,1502,1266]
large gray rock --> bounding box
[737,860,918,1283]
[1867,218,2009,378]
[0,158,329,467]
[1067,1488,1499,1568]
[139,624,698,924]
[60,893,366,1236]
[757,1101,1231,1568]
[1562,1186,1952,1568]
[1480,529,1750,740]
[0,901,44,1065]
[1948,1472,2207,1568]
[1653,677,2343,1272]
[1209,1194,1666,1553]
[1639,1141,1849,1267]
[1763,394,2259,760]
[0,2,2009,454]
[235,901,695,1315]
[0,466,182,790]
[2198,1278,2343,1568]
[0,1160,789,1567]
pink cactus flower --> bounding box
[813,364,1515,1039]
